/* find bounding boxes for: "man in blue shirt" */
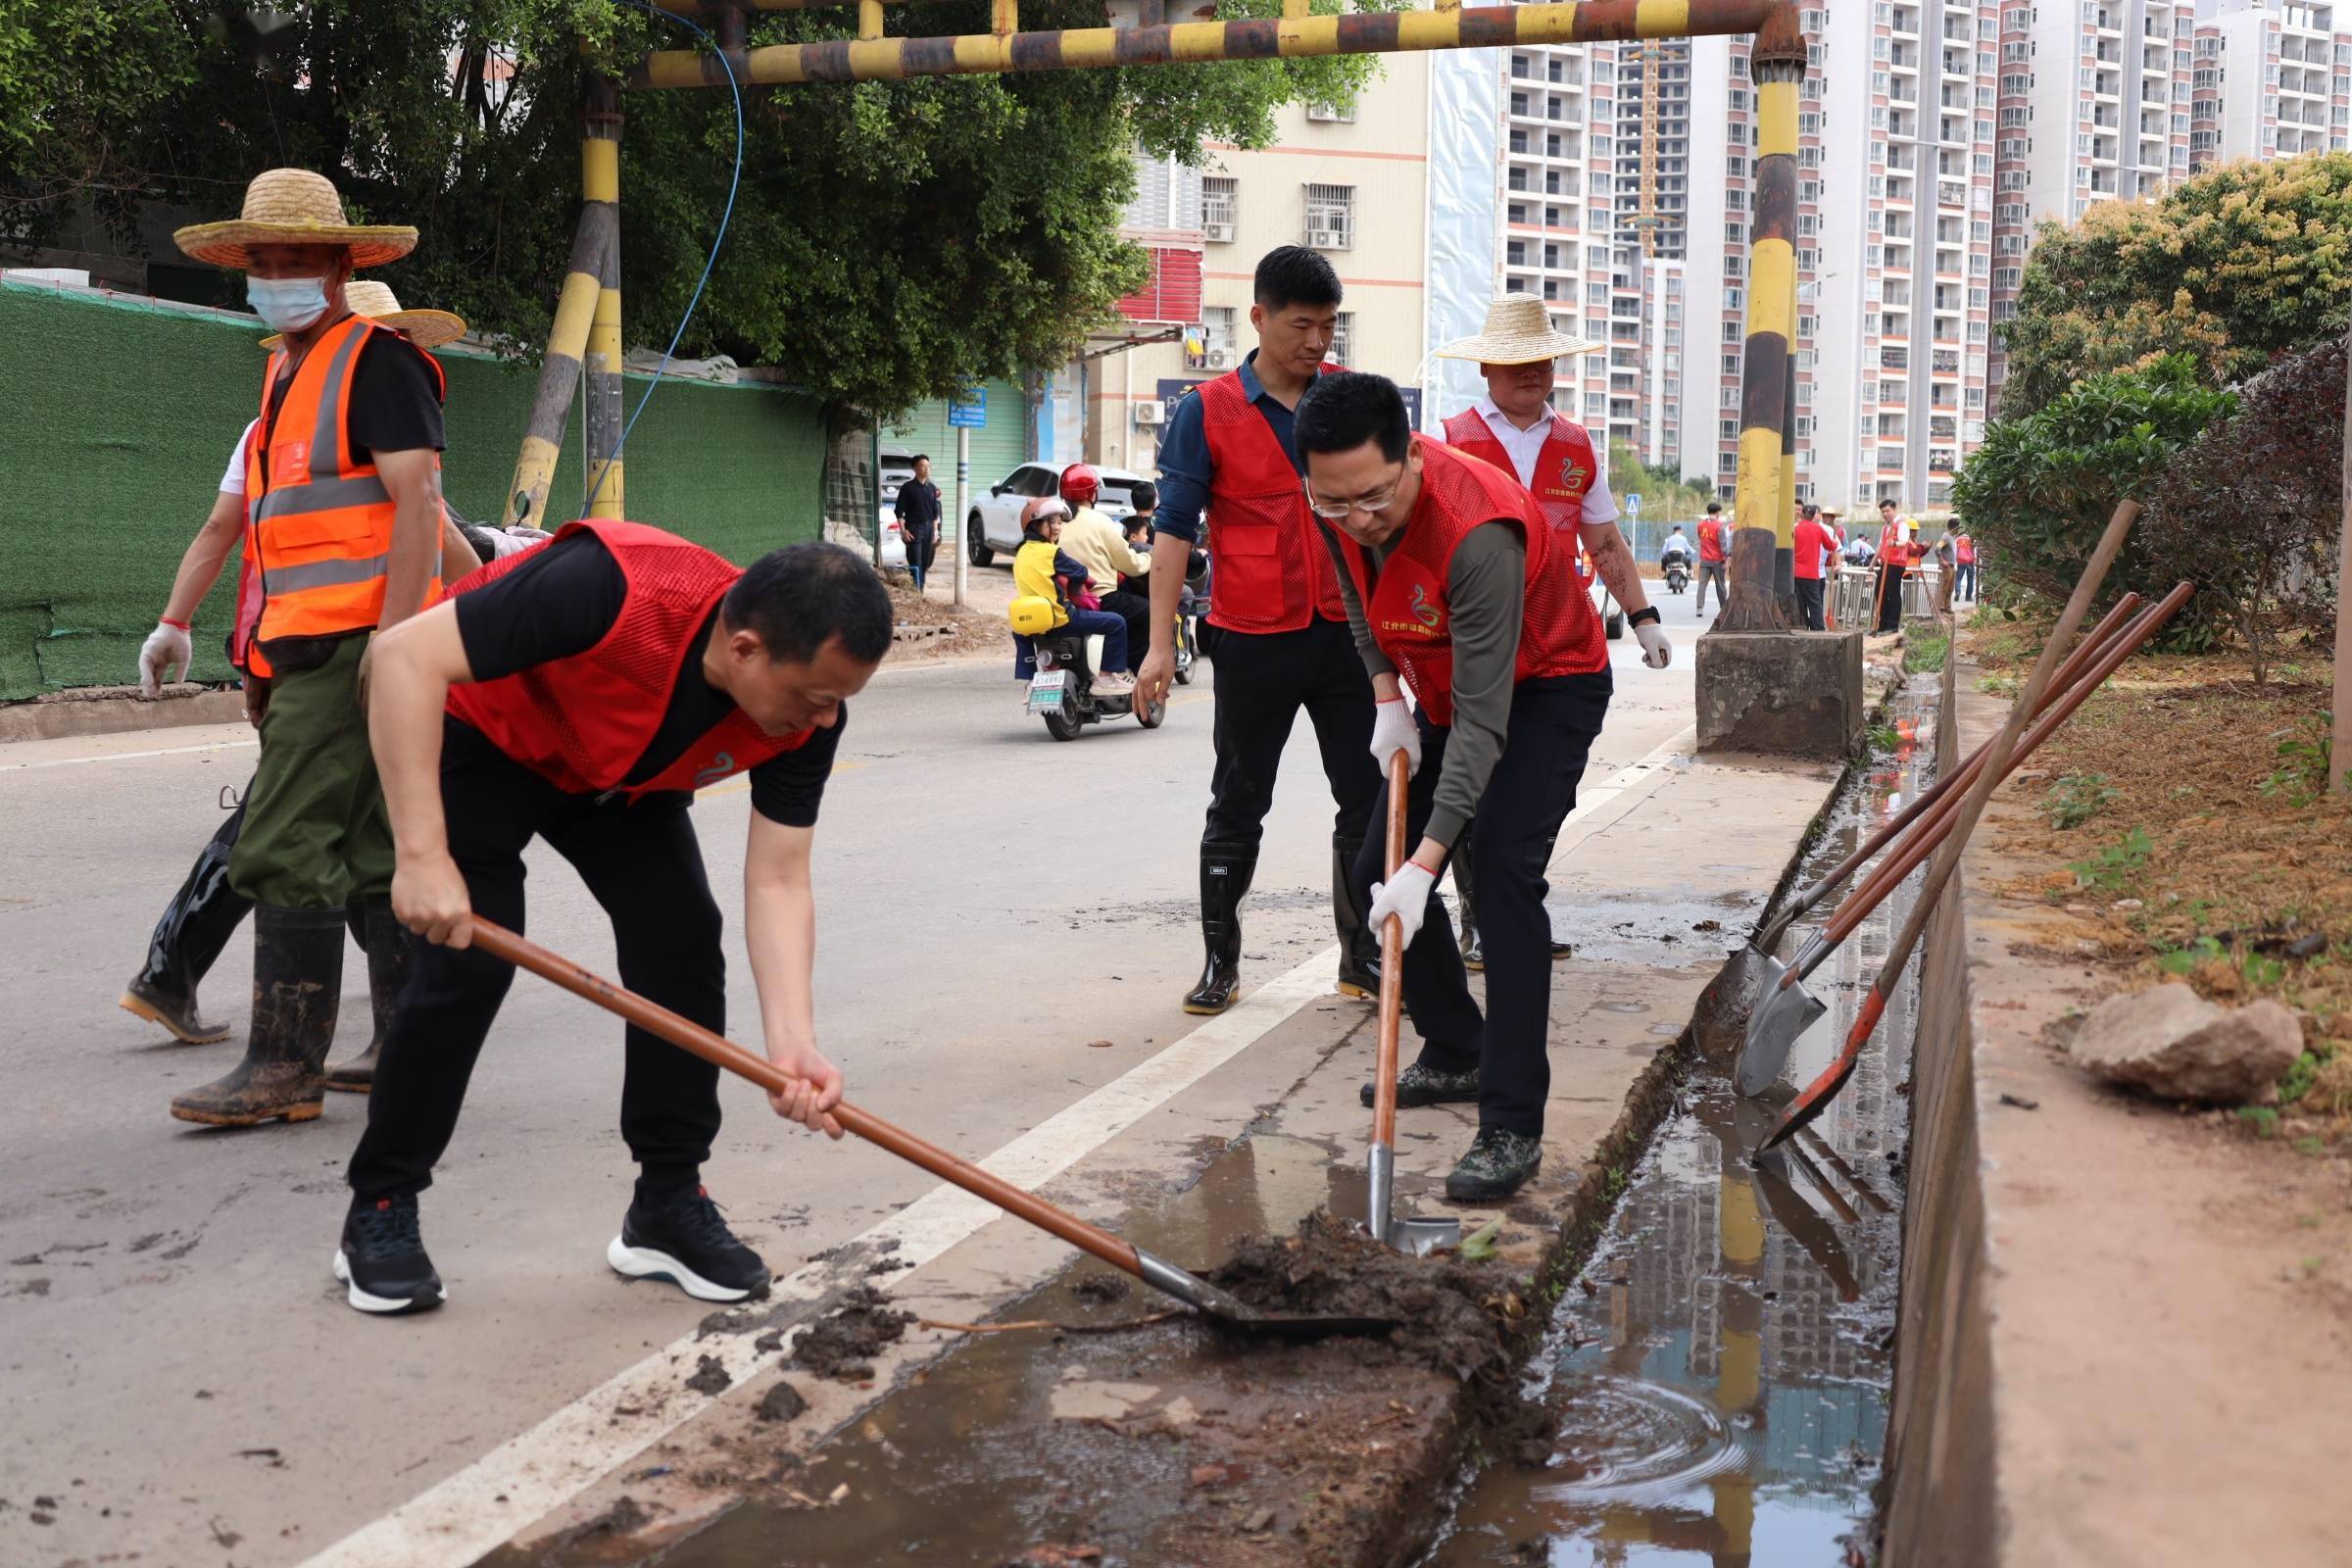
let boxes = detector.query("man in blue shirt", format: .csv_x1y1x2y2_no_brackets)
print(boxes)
1131,248,1381,1015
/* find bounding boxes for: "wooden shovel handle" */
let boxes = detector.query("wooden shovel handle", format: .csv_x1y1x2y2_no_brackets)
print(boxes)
464,917,1146,1280
1371,749,1411,1149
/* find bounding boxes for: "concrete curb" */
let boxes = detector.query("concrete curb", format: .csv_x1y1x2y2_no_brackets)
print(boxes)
0,684,246,742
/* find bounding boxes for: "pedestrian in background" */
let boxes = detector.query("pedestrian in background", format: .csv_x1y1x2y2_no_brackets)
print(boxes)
1692,501,1730,618
1791,501,1836,631
1872,498,1908,634
1952,526,1977,603
894,454,942,594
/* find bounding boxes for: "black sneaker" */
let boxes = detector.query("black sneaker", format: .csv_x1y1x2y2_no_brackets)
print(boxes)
335,1195,445,1315
608,1185,772,1302
1360,1059,1482,1109
1444,1128,1544,1203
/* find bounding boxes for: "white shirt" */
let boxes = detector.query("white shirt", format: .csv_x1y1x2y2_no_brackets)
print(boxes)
220,420,259,497
1472,399,1619,526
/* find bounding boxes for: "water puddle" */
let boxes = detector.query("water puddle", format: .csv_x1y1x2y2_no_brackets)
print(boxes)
1419,686,1938,1567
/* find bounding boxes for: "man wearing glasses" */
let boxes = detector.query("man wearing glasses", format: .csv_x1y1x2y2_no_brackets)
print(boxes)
1294,370,1614,1203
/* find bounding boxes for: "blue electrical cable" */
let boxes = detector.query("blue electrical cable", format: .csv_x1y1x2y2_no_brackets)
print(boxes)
574,0,745,521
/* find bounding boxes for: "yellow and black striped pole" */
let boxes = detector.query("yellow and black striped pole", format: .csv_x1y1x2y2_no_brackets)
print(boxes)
630,1,1784,88
1721,4,1803,632
581,77,626,520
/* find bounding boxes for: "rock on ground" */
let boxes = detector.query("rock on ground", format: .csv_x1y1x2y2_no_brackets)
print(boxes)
2070,983,2303,1103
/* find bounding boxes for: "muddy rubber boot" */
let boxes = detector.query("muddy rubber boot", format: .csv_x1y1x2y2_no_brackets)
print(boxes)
1181,842,1256,1016
1332,833,1380,1001
1451,841,1486,973
325,896,410,1094
169,904,343,1127
121,804,253,1044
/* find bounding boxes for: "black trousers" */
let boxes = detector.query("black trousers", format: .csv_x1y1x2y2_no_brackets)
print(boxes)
1205,617,1379,852
1350,675,1608,1138
349,723,727,1203
1875,563,1907,632
1794,576,1826,631
1102,587,1154,667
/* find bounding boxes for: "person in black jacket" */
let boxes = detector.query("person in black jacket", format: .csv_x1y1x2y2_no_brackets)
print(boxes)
894,455,943,593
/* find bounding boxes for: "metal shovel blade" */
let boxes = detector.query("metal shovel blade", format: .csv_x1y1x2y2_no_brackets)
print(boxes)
1692,942,1779,1061
1736,975,1828,1097
1384,1215,1463,1256
1366,1145,1461,1256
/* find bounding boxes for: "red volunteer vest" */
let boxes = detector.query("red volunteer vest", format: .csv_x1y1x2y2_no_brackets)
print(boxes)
1880,519,1905,560
1697,515,1729,563
1329,441,1607,728
444,519,813,799
1198,369,1348,634
1442,408,1600,584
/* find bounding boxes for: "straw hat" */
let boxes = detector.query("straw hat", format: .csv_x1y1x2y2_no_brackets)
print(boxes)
1434,293,1600,365
174,168,417,270
259,281,465,351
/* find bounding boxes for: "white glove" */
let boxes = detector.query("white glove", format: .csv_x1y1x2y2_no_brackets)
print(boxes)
138,621,193,699
1369,697,1421,777
1636,619,1673,670
1369,858,1439,948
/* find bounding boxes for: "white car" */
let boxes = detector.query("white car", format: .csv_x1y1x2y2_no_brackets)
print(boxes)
966,462,1150,565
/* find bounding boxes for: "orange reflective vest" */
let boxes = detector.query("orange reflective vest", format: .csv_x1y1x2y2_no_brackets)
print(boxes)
246,314,443,649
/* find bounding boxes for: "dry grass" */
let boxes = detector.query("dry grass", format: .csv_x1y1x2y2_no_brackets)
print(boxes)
1961,612,2352,1139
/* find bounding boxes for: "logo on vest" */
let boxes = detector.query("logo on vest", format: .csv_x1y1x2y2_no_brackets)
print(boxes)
1378,577,1446,640
692,752,737,789
1557,454,1589,493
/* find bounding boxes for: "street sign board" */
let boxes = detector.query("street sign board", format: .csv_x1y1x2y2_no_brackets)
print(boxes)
1625,491,1642,520
949,387,987,429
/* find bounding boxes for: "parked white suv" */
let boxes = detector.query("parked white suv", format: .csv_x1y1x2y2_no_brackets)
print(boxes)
966,462,1150,565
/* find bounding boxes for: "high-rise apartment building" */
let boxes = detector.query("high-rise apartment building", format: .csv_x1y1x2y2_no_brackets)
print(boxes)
2192,0,2352,169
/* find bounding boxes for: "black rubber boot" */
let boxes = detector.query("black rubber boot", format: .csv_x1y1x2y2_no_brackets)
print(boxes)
325,896,411,1094
1181,842,1256,1016
1444,1128,1544,1203
170,904,343,1127
1332,833,1380,1001
1451,832,1486,973
121,803,253,1044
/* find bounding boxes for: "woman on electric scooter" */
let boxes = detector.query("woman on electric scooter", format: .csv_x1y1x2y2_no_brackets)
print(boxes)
1009,497,1134,695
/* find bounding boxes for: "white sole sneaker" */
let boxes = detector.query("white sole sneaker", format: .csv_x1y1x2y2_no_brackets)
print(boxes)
605,1234,759,1302
332,1248,446,1315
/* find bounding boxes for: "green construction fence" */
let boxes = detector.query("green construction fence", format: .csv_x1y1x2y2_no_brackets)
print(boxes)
0,280,830,700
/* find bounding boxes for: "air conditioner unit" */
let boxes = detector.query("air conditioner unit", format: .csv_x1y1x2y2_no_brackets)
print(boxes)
1205,347,1235,370
1305,226,1349,251
1202,220,1236,243
1133,402,1166,427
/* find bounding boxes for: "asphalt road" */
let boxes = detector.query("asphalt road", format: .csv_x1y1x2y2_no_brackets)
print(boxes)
0,579,1713,1566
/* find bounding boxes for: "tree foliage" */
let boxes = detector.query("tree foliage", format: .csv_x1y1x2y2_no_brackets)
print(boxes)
1998,154,2352,416
0,0,1386,416
1951,355,2233,610
2139,337,2344,680
1605,439,1711,524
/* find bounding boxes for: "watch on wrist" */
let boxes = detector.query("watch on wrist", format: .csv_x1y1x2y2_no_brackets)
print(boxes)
1627,605,1662,629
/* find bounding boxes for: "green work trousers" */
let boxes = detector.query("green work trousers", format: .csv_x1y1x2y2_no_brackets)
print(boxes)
228,634,394,910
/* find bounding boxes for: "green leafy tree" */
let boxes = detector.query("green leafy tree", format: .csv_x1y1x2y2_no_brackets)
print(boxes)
1998,155,2352,416
0,0,1384,416
1951,355,2233,611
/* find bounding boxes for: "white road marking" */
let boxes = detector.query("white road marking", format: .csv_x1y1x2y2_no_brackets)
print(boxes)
292,723,1697,1568
0,736,257,771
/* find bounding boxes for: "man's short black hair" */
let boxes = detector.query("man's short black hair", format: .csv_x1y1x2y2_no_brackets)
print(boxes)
1128,477,1157,514
1253,246,1343,312
1705,501,1723,514
1293,370,1411,465
723,541,893,665
911,453,929,466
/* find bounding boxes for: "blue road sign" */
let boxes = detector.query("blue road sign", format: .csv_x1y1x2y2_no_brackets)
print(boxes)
949,387,987,429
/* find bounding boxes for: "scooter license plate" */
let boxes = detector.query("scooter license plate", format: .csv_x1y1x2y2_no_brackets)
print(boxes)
1026,669,1068,711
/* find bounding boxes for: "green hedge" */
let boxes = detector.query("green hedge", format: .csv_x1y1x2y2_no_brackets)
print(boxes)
0,282,828,699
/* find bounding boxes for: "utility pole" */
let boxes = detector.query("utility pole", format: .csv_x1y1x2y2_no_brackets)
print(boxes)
2333,324,2351,794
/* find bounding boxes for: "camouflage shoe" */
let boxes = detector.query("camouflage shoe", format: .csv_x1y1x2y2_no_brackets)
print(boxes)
1444,1127,1544,1202
1359,1059,1482,1110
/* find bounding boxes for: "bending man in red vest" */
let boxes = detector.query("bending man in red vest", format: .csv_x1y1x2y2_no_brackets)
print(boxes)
1436,293,1671,970
1297,372,1615,1203
336,524,890,1315
163,170,450,1128
1133,247,1382,1015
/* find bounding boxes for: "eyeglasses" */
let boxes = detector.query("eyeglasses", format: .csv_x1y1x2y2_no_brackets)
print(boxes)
1302,469,1404,521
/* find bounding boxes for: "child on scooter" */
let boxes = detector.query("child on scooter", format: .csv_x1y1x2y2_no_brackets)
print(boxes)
1011,497,1134,694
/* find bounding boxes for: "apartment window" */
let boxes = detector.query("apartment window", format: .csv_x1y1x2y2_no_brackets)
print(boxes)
1721,419,1741,442
1724,320,1742,343
1303,183,1354,250
1306,99,1356,124
1202,176,1239,239
1201,306,1237,362
1332,312,1355,367
1722,354,1742,376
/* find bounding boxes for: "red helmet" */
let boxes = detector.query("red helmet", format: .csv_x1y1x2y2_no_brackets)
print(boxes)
1058,463,1101,508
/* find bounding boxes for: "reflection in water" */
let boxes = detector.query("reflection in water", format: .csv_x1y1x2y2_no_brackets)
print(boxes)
1425,689,1936,1567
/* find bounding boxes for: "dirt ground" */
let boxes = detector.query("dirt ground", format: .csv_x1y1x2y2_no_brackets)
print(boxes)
876,566,1014,666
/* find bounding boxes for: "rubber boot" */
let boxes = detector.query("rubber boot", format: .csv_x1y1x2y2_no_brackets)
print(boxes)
169,904,343,1127
1181,842,1256,1016
1452,835,1486,973
325,896,410,1094
121,804,253,1044
1333,833,1380,1001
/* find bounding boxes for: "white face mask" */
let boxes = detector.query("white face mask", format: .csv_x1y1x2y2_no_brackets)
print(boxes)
247,275,330,334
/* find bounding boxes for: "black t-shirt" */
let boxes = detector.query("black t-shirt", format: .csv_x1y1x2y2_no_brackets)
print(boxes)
450,533,845,827
263,325,448,464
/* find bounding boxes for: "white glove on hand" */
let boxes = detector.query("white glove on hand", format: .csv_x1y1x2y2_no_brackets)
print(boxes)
1636,619,1673,670
1369,858,1439,948
138,621,193,699
1369,697,1421,777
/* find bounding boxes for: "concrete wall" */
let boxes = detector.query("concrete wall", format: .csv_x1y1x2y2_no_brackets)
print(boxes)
0,281,829,700
1880,658,2000,1566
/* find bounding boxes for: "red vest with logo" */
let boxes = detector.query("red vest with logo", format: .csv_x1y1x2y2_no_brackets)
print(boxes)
444,519,813,799
1697,514,1729,563
1328,441,1607,728
1198,369,1348,633
1440,408,1598,538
